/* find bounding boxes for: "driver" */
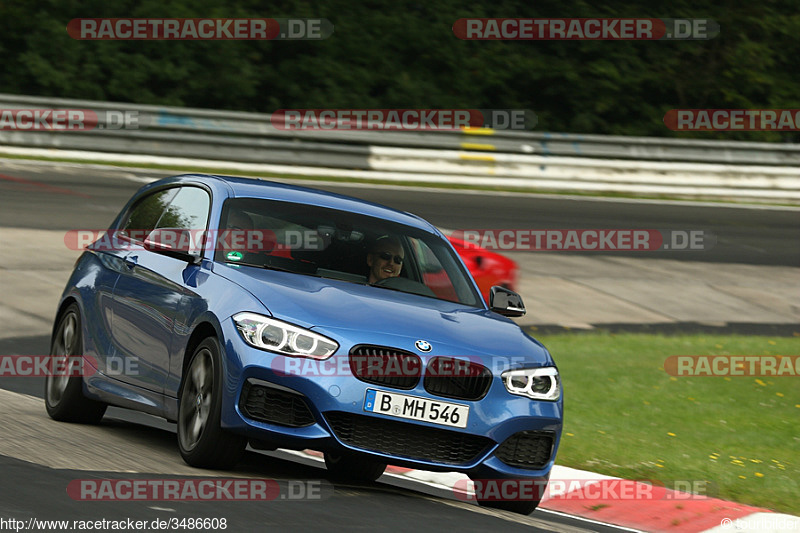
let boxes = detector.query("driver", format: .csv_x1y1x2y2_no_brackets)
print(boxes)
367,236,404,284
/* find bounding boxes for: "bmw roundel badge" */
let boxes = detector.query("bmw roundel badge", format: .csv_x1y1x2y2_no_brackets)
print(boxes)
415,340,432,352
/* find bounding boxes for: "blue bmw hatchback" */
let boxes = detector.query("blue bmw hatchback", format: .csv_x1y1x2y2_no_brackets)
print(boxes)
46,174,562,514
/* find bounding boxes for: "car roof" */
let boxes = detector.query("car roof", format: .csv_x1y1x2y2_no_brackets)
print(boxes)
160,174,438,233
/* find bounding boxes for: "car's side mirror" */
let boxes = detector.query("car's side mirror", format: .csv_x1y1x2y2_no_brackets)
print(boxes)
145,228,202,264
489,286,526,317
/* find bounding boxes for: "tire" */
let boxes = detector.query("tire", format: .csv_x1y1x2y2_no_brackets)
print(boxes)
324,452,386,483
177,337,246,469
44,304,107,423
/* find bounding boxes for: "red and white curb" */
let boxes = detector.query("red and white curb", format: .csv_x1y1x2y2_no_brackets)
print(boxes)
290,450,799,532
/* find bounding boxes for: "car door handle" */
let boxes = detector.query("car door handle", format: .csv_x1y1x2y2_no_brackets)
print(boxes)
124,255,138,269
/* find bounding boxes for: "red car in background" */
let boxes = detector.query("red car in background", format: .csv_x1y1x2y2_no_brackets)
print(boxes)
416,231,519,305
448,235,519,304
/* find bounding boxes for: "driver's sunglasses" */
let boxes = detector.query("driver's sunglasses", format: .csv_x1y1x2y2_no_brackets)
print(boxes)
377,251,404,265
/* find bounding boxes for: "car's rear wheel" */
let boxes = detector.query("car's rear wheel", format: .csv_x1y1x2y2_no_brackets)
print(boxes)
45,303,107,423
177,337,246,469
324,452,386,483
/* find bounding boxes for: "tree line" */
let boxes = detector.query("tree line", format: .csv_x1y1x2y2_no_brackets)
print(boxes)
1,0,798,141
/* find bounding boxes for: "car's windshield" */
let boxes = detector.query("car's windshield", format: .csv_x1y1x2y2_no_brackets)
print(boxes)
214,198,482,307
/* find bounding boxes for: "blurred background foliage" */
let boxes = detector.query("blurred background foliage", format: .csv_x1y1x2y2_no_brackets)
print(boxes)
1,0,798,140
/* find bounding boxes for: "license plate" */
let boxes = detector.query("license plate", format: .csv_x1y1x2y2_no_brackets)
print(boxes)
363,389,469,429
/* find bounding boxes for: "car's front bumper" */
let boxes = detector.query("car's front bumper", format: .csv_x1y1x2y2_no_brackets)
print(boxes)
218,319,563,479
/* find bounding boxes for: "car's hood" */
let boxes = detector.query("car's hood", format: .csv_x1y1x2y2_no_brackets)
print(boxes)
217,266,551,362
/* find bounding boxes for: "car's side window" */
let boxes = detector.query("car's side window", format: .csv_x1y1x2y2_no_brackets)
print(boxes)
120,186,210,255
153,187,211,255
120,188,179,242
154,187,210,232
412,238,459,301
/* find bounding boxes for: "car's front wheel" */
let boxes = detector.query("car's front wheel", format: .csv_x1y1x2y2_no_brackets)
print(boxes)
45,303,107,423
178,337,246,469
324,452,386,483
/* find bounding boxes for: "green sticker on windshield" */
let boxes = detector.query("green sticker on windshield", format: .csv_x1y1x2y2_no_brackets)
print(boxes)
226,251,243,262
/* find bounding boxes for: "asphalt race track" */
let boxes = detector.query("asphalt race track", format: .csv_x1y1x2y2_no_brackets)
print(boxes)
0,160,798,532
1,161,798,267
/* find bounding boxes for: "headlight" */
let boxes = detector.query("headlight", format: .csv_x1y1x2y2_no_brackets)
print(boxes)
233,312,338,360
501,367,560,401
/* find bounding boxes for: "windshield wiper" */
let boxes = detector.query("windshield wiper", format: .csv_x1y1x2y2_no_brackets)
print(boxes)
258,262,295,273
225,259,322,277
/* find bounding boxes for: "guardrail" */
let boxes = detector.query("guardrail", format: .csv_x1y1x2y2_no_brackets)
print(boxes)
1,93,799,200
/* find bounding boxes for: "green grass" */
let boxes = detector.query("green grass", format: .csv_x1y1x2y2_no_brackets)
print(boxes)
1,153,796,206
536,332,800,515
